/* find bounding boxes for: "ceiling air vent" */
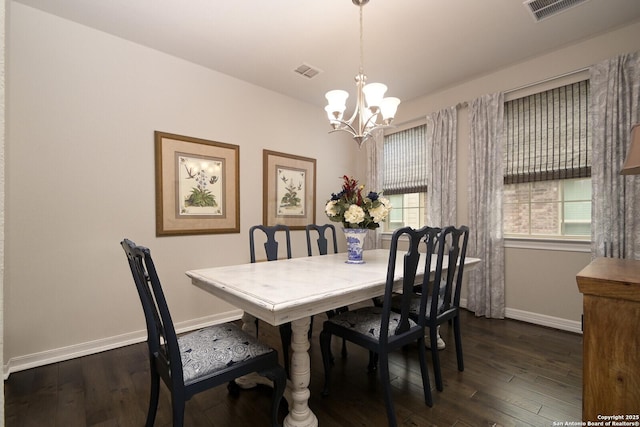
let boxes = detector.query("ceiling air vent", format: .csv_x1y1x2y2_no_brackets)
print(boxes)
523,0,591,22
293,63,322,79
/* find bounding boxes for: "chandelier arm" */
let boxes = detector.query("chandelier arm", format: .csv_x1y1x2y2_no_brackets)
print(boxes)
331,121,388,141
329,118,359,137
343,102,360,128
328,127,358,138
332,128,372,149
362,111,380,130
331,109,391,140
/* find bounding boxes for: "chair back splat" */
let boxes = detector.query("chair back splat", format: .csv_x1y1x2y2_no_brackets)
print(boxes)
305,223,338,256
121,239,286,427
250,224,291,262
319,226,438,427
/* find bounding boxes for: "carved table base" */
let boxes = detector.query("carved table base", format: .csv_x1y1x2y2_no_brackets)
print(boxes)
240,313,318,427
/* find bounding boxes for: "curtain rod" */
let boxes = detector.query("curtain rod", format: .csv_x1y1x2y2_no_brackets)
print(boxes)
503,66,590,95
388,116,427,130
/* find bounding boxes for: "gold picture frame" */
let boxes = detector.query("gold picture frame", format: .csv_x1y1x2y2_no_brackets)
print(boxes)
263,150,316,230
155,131,240,236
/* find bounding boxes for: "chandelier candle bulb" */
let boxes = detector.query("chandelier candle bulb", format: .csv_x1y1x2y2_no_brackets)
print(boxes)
380,97,401,123
325,90,348,110
362,82,387,109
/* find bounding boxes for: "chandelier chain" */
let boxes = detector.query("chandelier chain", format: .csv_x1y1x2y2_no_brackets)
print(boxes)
359,4,364,75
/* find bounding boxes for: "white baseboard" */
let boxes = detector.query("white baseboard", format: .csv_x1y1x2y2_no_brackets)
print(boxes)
504,307,582,334
460,298,582,334
3,310,243,379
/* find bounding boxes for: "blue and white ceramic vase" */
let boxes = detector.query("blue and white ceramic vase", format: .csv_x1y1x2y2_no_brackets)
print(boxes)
343,228,368,264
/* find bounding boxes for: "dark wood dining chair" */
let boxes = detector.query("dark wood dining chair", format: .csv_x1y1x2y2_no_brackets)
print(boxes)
305,224,348,358
249,224,295,376
427,225,469,391
121,238,286,427
319,226,437,427
250,224,292,263
391,225,470,391
305,223,338,257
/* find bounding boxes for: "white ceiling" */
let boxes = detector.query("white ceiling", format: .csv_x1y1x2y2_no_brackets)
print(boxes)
13,0,640,107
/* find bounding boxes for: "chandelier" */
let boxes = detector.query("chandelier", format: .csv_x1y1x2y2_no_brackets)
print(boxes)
324,0,400,148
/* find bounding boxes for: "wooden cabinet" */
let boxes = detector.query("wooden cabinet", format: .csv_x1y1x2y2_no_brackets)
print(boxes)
576,257,640,422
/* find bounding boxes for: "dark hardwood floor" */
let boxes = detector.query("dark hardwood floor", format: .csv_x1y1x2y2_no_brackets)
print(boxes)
4,309,583,426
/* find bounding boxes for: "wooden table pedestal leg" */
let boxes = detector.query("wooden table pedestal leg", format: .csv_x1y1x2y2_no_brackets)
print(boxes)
284,317,318,427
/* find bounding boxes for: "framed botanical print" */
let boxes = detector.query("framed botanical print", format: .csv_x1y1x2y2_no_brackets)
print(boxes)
263,150,316,230
155,131,240,236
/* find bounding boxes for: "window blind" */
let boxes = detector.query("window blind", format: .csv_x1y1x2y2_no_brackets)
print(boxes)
383,124,427,195
503,80,590,184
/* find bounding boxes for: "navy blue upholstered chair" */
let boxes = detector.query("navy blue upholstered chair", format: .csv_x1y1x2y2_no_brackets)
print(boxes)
121,238,286,427
319,226,437,427
305,223,338,257
391,225,470,391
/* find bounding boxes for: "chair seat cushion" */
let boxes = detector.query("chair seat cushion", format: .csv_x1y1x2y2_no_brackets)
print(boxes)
390,294,444,319
178,323,273,385
326,306,417,340
391,281,447,318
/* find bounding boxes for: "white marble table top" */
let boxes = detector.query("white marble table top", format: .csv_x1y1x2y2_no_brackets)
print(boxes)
186,249,480,326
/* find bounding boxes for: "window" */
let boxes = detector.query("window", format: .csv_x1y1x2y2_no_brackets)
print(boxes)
383,125,427,232
504,178,591,237
385,193,426,231
503,80,591,239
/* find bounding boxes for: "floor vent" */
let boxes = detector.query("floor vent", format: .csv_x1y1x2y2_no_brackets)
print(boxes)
294,63,322,79
523,0,590,22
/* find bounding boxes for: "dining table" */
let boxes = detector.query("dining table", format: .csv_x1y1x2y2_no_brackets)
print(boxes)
186,248,480,427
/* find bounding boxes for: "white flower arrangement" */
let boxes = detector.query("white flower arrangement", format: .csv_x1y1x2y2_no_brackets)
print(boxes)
325,175,392,229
